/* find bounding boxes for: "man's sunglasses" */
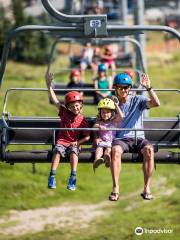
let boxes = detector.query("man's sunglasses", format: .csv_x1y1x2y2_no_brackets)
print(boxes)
116,85,130,90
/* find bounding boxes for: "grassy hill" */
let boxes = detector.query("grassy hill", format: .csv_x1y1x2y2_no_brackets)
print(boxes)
0,42,179,240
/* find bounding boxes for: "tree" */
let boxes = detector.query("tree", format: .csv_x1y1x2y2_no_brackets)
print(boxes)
0,4,11,59
11,0,53,64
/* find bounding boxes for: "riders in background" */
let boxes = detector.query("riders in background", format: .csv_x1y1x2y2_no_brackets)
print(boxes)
101,45,116,77
94,63,113,104
80,42,93,79
91,47,102,78
67,69,84,96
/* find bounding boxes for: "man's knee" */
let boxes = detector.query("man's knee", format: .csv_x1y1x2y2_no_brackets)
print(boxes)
142,145,154,157
112,145,123,159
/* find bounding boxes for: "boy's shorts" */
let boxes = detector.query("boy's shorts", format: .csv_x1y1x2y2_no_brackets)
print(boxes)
112,137,152,153
53,144,80,158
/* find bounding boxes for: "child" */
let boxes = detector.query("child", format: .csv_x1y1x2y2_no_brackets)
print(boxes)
91,47,101,78
101,45,116,76
67,68,84,96
80,42,93,79
93,97,123,171
94,63,113,104
46,72,90,190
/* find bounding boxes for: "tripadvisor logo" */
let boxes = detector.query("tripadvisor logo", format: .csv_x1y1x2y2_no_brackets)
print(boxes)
135,227,143,235
135,227,173,235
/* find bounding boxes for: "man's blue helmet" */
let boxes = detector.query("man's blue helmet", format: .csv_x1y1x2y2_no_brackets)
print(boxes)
113,73,132,86
98,63,106,72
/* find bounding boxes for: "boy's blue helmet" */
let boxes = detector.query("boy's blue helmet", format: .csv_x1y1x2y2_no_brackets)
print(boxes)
113,73,132,87
98,63,106,72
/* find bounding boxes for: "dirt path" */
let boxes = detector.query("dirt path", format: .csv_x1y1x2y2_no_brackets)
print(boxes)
0,176,176,237
0,202,109,236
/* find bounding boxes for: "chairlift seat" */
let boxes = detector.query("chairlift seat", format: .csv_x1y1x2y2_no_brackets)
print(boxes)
0,117,179,164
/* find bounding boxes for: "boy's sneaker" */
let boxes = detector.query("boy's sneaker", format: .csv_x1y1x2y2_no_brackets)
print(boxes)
67,176,76,191
48,175,56,189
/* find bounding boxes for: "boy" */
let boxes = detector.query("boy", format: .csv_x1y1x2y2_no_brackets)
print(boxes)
46,72,90,191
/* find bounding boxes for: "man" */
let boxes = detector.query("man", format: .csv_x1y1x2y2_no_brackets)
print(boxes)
109,73,160,201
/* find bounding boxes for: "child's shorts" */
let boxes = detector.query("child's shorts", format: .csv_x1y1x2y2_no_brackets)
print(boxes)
53,144,80,158
97,141,112,148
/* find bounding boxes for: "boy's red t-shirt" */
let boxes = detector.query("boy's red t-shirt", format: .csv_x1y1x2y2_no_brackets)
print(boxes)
56,105,90,146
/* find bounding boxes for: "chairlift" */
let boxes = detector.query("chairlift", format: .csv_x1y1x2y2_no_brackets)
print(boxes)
47,36,146,75
0,0,179,165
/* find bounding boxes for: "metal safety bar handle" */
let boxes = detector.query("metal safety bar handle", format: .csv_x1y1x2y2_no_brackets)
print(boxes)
1,123,180,132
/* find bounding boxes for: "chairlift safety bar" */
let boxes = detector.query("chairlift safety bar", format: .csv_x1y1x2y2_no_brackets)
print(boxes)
1,88,180,131
2,87,180,122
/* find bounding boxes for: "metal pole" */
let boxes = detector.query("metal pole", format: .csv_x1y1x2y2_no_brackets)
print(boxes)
133,0,147,72
65,0,73,14
121,0,128,53
177,0,180,9
133,0,148,116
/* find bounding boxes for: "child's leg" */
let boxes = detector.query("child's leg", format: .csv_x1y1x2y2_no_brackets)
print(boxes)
48,152,61,189
111,61,116,71
67,152,78,191
93,147,104,171
95,146,104,161
110,61,116,78
70,152,78,173
51,152,61,171
104,147,111,168
105,62,109,70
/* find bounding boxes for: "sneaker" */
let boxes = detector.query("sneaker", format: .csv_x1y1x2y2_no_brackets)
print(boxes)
93,158,104,172
48,175,56,189
67,176,76,191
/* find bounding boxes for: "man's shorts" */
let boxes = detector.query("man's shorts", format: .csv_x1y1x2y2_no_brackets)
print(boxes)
112,137,152,153
53,144,80,158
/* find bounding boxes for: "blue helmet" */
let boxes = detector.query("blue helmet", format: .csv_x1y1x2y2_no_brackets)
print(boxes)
113,73,132,86
98,63,106,72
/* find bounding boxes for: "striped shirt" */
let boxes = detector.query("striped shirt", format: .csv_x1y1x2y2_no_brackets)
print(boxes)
56,105,90,146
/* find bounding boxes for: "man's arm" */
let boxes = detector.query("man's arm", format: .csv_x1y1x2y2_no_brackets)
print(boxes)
45,72,61,110
141,73,160,109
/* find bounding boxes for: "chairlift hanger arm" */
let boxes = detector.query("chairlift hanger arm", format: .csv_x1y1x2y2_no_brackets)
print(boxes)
0,24,179,87
41,0,180,40
41,0,106,24
40,0,180,39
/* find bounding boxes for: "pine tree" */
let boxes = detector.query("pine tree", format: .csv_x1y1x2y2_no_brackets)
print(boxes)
0,4,11,59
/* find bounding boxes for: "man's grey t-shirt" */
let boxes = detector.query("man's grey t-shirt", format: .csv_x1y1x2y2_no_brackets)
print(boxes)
115,94,149,139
